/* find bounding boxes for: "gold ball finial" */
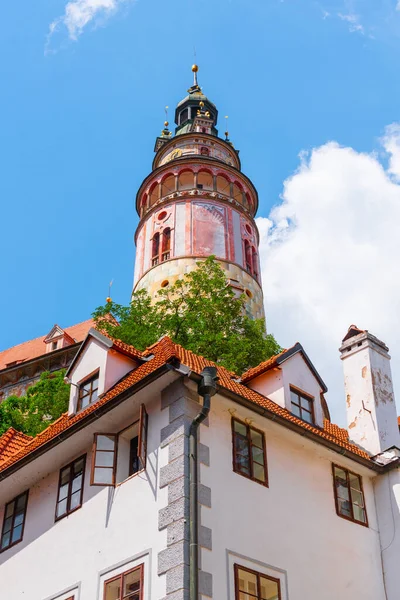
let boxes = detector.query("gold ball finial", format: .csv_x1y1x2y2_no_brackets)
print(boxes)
199,101,204,108
164,121,169,127
192,64,199,73
106,297,112,303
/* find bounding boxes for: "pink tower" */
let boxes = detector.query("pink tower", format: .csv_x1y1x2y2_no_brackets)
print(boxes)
133,66,265,321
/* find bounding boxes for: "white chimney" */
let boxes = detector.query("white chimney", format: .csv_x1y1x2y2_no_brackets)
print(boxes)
339,325,400,456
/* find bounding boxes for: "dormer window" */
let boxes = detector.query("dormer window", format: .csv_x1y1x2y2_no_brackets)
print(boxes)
290,387,315,424
77,371,99,411
51,341,58,351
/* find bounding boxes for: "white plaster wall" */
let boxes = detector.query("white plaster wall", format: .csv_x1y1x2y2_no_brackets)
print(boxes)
0,396,169,600
249,369,285,409
200,393,386,600
342,342,400,455
104,350,137,392
68,338,108,414
374,468,400,600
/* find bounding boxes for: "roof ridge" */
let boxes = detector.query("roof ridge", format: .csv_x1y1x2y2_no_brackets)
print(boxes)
0,318,93,355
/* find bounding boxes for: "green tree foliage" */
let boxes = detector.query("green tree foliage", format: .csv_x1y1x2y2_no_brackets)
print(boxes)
0,370,70,437
94,256,281,374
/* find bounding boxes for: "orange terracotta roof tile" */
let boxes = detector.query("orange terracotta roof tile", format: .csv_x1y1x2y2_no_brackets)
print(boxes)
0,319,94,371
0,335,372,473
0,428,32,465
240,347,290,383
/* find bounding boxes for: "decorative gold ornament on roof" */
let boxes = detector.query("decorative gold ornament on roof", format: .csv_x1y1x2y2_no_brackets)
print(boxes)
192,64,199,73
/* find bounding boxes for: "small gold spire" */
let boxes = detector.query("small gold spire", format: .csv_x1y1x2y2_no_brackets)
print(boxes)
192,64,199,87
164,121,169,127
199,101,204,108
225,116,229,140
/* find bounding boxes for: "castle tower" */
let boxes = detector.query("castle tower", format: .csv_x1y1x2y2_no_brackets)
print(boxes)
133,66,265,320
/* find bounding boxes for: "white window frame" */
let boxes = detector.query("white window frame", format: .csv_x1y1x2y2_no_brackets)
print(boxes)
97,551,150,600
227,550,288,600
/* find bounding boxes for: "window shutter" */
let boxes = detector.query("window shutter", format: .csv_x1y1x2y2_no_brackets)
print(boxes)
91,434,118,486
138,404,148,471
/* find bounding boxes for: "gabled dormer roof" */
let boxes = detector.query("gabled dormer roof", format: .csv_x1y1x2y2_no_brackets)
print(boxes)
240,342,328,393
65,328,144,378
43,324,75,346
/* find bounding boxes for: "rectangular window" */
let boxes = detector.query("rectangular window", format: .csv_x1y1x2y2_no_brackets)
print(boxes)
290,387,315,424
232,418,268,486
92,405,148,487
55,455,86,521
0,490,29,552
77,371,99,411
129,436,139,476
234,564,281,600
332,464,368,526
91,434,118,486
104,564,143,599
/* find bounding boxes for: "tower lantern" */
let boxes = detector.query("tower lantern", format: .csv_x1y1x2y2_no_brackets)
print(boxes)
133,66,265,321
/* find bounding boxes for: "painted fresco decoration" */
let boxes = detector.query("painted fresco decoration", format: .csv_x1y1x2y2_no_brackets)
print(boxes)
132,66,266,322
193,203,226,258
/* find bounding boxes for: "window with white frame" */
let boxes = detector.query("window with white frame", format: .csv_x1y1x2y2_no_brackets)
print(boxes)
228,551,288,600
90,405,148,487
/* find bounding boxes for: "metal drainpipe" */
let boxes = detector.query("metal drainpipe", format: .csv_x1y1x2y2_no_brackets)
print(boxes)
189,367,218,600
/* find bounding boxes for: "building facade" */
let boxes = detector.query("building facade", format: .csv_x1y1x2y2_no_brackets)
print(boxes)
0,320,93,400
0,68,400,600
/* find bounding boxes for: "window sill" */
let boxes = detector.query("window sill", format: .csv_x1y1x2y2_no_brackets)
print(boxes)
335,510,368,528
0,538,23,554
116,468,146,488
55,504,83,523
233,468,269,488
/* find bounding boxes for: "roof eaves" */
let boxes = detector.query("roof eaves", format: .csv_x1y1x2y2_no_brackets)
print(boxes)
0,362,170,481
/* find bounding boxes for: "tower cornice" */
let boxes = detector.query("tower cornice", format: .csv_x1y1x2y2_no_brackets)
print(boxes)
152,131,241,171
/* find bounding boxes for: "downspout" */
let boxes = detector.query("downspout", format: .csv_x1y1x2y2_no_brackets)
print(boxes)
189,367,218,600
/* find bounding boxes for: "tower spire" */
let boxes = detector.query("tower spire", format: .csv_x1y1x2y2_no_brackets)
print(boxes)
188,64,201,94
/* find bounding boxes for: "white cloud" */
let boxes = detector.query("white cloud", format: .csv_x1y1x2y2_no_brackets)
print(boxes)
257,124,400,425
337,12,364,34
46,0,131,50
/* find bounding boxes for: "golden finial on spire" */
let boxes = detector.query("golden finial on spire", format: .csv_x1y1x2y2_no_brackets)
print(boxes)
106,279,113,303
192,64,199,87
225,115,229,140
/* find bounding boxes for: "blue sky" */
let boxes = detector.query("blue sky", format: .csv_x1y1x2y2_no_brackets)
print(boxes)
2,0,400,423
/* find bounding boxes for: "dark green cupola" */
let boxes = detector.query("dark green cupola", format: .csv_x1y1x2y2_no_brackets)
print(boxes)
174,65,218,136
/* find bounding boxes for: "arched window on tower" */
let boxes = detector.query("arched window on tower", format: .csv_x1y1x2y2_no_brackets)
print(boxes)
244,240,252,274
162,228,171,262
245,193,252,211
149,182,159,207
152,233,160,266
141,194,148,217
178,171,194,191
197,171,213,191
252,248,259,281
232,182,243,204
216,175,231,196
161,175,175,198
